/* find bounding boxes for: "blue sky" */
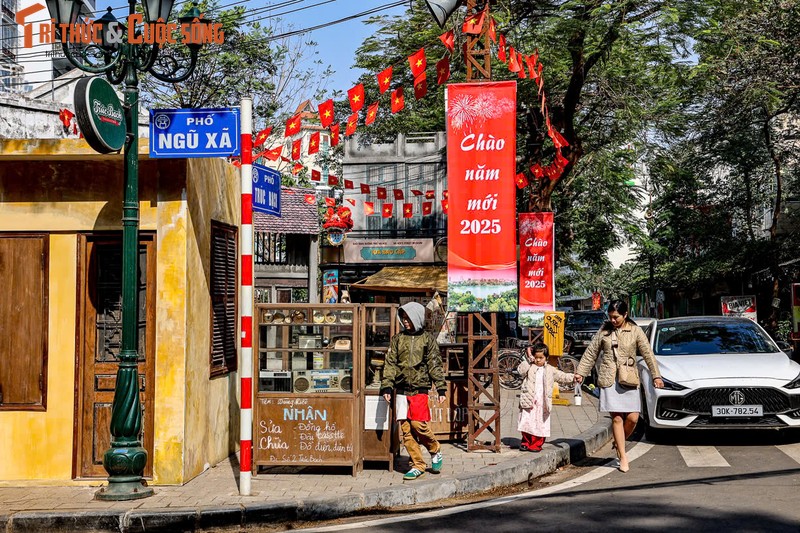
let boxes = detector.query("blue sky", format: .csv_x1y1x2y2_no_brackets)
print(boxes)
265,1,408,94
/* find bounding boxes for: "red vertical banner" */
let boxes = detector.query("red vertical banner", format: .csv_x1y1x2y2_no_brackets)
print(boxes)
518,212,554,325
446,81,517,312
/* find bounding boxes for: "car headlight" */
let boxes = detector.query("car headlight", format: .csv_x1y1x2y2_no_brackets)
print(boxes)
659,377,688,391
785,372,800,389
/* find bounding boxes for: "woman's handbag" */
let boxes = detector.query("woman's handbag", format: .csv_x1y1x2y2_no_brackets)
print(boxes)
611,331,640,388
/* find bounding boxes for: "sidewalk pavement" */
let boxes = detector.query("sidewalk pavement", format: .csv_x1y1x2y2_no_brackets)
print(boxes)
0,389,611,532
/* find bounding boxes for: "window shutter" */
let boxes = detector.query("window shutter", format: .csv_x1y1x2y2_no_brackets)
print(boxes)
210,222,238,377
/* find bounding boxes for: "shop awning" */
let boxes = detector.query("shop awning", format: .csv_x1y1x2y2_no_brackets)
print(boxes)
350,266,448,294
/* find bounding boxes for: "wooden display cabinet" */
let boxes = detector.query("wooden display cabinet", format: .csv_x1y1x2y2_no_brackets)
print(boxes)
359,304,398,470
253,303,362,476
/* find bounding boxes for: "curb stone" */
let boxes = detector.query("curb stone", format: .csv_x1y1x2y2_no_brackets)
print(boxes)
3,417,612,532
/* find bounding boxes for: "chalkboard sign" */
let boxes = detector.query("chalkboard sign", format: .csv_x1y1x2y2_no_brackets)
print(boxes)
254,395,356,468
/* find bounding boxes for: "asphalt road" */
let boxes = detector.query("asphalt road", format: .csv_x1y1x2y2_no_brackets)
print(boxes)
300,430,800,533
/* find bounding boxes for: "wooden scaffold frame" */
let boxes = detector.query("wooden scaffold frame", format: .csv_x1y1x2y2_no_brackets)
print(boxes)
466,312,501,452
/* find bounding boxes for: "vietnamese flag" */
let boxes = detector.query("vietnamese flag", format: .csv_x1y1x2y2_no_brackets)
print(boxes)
311,169,321,182
498,34,506,62
377,187,387,199
304,194,316,205
424,190,435,199
414,72,427,100
439,30,454,53
264,145,282,161
231,159,241,168
291,139,301,160
253,126,272,147
442,190,449,200
291,163,304,175
403,203,413,218
344,179,354,189
308,131,320,155
422,201,433,216
517,52,526,78
436,56,450,85
330,123,340,146
285,113,302,137
411,189,423,196
365,102,379,125
364,201,375,216
393,189,404,200
318,99,335,128
360,183,370,194
530,163,544,179
59,108,74,128
515,172,529,188
441,199,449,214
345,113,358,136
382,203,393,218
488,17,497,42
408,48,427,77
346,199,355,206
325,197,336,207
377,66,393,94
328,174,339,186
391,87,405,114
462,9,485,35
348,83,365,112
508,47,521,72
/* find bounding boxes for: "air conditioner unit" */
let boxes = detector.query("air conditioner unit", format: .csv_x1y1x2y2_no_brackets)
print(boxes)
293,370,351,393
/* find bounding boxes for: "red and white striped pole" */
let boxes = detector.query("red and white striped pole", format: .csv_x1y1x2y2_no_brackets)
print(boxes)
239,97,253,496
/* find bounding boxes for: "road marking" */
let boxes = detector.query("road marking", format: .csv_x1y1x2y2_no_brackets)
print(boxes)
777,443,800,464
299,442,655,531
677,445,730,467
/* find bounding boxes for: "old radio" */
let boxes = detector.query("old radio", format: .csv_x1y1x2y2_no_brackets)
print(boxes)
259,370,292,392
293,369,351,393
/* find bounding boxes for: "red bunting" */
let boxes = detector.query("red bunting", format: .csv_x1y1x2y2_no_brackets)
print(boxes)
253,126,272,147
382,203,393,218
304,194,316,205
365,102,379,125
345,113,358,136
393,189,404,200
318,99,335,128
311,169,321,181
414,72,428,100
364,202,375,216
498,34,506,62
377,187,387,199
408,47,427,77
436,56,450,85
403,203,413,218
515,172,529,189
264,145,282,161
422,201,433,216
325,197,336,207
360,183,371,194
330,123,340,146
424,190,435,199
285,114,301,137
550,129,569,149
348,84,365,112
377,66,393,94
328,175,339,186
439,30,454,52
555,149,569,169
391,87,405,113
308,131,320,155
344,179,354,189
291,139,301,160
462,9,486,34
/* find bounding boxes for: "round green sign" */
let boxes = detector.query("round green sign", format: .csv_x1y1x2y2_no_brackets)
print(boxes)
74,77,126,154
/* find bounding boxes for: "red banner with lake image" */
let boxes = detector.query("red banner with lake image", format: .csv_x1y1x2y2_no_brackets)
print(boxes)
446,81,517,312
519,212,554,326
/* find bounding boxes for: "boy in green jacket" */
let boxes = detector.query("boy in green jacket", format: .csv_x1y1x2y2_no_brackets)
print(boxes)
381,302,447,480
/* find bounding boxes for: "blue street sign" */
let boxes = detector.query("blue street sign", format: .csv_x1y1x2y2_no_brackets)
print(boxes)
252,163,281,217
149,108,240,158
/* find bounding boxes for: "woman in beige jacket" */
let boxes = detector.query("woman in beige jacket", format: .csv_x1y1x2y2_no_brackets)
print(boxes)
575,300,664,472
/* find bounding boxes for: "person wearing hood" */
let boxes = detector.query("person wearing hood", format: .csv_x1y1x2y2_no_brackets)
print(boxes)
381,302,447,480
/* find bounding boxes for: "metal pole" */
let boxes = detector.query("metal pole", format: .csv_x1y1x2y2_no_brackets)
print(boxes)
96,37,153,500
239,97,254,495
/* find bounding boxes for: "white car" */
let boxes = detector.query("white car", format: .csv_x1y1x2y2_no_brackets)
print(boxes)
639,316,800,437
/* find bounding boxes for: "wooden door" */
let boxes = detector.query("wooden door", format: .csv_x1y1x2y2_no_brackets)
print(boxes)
74,234,156,478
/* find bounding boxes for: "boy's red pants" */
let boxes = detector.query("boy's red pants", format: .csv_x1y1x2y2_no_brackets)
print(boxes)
521,432,545,451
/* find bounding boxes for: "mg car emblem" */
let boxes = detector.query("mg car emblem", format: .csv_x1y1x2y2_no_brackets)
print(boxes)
729,390,745,405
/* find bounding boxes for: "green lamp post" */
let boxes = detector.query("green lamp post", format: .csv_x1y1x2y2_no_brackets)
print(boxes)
45,0,208,500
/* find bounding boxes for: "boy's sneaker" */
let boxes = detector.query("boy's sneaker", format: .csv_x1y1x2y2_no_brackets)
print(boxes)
431,451,443,473
403,468,425,480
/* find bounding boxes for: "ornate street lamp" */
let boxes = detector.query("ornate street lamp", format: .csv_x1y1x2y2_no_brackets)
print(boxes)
45,0,208,500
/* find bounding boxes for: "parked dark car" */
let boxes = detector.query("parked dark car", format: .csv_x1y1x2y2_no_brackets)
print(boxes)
564,310,607,355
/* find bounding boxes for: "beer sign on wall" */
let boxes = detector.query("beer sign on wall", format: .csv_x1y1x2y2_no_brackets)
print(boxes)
446,81,517,312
